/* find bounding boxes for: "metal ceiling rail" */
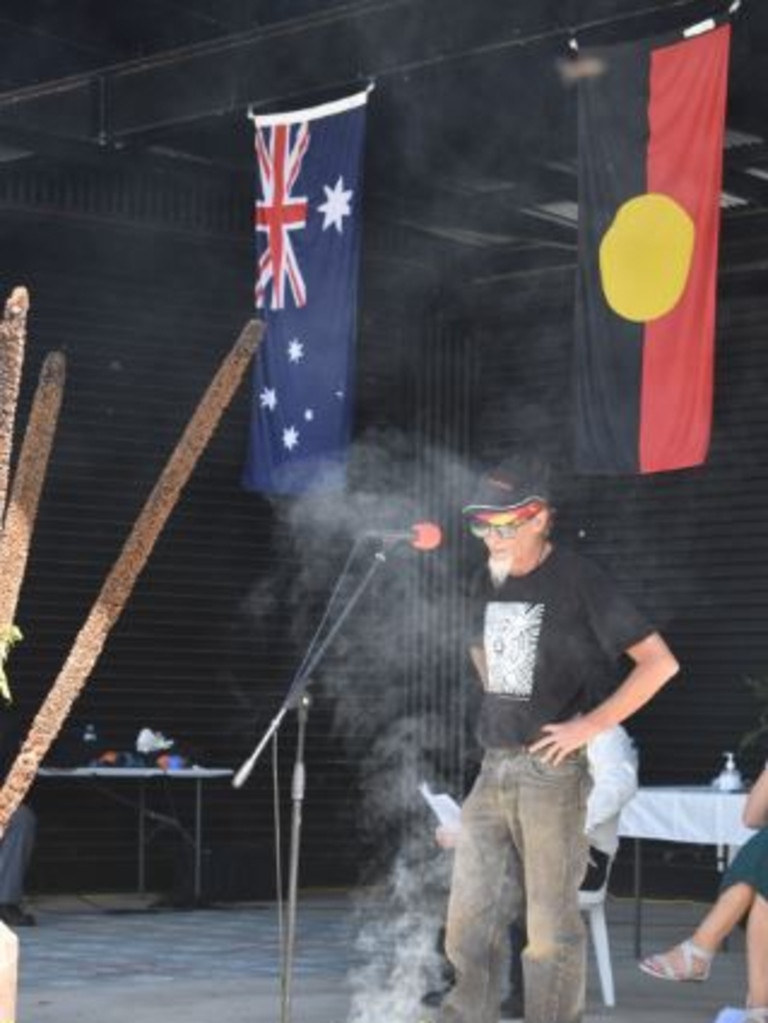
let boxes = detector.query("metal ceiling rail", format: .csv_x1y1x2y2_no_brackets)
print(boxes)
0,0,738,145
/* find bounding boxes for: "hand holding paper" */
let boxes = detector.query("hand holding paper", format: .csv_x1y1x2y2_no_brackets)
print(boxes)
419,781,462,833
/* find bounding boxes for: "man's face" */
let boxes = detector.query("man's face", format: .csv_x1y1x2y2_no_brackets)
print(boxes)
483,515,544,555
468,504,550,574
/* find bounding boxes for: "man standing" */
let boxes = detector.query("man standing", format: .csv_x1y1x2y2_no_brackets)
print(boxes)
438,456,678,1023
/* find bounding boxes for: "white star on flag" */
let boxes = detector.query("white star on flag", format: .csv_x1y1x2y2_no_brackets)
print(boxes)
318,176,354,233
283,426,299,450
304,409,315,421
259,387,277,411
287,338,304,363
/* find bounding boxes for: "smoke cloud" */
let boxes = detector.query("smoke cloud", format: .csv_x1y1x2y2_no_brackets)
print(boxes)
239,435,479,1017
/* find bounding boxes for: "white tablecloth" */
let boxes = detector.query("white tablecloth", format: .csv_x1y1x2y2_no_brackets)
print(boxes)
619,785,754,847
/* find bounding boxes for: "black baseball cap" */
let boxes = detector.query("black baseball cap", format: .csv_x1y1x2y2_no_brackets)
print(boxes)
462,455,552,515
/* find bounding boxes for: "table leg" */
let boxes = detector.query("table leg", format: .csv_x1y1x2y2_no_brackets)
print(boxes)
194,778,202,902
633,837,643,960
138,781,146,894
720,843,732,951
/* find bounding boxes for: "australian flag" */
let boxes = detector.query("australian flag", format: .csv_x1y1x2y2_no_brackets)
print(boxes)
242,88,370,495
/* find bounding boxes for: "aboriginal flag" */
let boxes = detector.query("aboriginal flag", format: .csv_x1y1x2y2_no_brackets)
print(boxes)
574,25,731,474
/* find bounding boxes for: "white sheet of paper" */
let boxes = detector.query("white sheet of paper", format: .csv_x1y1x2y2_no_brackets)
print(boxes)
419,782,462,829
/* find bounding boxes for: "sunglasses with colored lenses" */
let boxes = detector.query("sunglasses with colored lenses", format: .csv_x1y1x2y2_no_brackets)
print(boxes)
469,520,521,539
467,499,546,539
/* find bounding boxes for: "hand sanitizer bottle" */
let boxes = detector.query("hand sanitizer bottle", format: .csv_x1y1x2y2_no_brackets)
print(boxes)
83,724,98,764
714,751,743,792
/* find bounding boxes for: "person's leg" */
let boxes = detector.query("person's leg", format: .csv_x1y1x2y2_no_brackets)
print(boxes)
746,894,768,1012
0,805,36,905
499,920,526,1019
515,753,590,1023
421,924,456,1007
439,754,521,1023
580,846,611,892
640,882,754,981
694,882,755,949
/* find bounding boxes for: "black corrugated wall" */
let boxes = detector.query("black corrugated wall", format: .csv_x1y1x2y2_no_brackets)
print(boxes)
6,156,768,898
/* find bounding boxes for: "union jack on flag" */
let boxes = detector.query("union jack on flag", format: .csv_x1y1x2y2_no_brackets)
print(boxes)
243,88,370,495
254,121,310,310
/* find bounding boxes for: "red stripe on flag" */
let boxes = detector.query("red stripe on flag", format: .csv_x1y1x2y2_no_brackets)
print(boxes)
639,25,730,473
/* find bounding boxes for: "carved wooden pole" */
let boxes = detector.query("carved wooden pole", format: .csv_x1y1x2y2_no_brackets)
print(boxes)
0,287,30,527
0,921,17,1023
0,318,264,828
0,351,66,702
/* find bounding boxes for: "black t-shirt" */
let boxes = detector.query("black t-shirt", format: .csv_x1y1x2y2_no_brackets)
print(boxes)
469,546,653,748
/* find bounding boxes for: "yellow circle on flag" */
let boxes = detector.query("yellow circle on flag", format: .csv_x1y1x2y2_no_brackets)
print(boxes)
599,193,695,323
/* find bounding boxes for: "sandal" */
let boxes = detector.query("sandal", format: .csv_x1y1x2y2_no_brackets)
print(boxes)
638,939,713,982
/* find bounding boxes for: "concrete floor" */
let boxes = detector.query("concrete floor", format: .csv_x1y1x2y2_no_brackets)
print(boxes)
13,890,750,1023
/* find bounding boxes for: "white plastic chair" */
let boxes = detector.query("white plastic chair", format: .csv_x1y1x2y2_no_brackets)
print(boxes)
579,881,615,1007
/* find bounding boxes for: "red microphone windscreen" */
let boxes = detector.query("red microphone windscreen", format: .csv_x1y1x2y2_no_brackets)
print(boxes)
411,521,443,551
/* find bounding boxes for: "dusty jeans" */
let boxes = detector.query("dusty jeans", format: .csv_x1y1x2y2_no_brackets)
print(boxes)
438,748,590,1023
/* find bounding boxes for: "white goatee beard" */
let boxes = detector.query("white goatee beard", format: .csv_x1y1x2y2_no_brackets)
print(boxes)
487,554,512,588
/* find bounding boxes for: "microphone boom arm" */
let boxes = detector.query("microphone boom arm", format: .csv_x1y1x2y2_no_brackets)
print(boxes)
232,547,388,789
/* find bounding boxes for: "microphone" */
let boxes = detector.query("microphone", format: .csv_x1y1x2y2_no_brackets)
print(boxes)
365,521,442,551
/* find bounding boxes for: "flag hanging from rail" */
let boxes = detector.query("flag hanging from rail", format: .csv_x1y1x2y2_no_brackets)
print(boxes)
242,87,370,495
573,24,731,474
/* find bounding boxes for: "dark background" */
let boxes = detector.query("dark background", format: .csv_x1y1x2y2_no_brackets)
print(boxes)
0,0,765,900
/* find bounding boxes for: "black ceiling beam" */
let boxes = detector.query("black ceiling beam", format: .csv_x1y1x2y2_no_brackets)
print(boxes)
0,119,250,186
0,1,532,142
723,166,768,207
462,246,577,287
372,186,578,252
0,0,726,145
725,141,768,173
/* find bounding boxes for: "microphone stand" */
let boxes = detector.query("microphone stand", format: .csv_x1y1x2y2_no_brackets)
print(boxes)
281,690,309,1023
233,541,393,1023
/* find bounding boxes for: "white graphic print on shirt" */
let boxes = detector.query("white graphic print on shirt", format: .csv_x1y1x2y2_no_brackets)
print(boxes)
484,601,544,698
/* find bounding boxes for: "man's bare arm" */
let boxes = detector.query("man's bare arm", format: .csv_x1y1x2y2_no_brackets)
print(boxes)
529,632,679,765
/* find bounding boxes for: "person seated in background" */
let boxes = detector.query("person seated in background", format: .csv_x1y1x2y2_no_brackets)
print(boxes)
581,723,640,889
0,804,36,927
0,704,36,927
426,724,639,1019
640,764,768,1023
